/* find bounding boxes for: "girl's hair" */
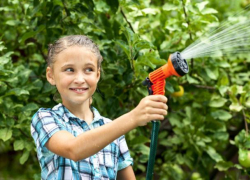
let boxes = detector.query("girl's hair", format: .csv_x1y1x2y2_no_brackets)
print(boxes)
47,35,103,68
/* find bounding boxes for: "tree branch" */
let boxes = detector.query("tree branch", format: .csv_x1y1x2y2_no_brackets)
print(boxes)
194,85,216,90
181,0,194,71
242,108,248,136
121,8,135,33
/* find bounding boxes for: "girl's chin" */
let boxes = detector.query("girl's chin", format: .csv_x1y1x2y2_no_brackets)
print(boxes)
62,99,91,106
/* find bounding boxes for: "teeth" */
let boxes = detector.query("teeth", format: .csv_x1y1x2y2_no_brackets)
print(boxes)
71,88,87,92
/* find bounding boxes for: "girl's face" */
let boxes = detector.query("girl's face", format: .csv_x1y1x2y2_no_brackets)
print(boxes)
46,46,100,108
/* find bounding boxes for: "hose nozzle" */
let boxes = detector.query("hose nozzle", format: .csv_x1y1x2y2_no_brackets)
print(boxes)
143,52,189,95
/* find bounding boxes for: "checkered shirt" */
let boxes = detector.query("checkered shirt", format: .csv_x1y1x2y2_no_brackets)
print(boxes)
31,103,133,180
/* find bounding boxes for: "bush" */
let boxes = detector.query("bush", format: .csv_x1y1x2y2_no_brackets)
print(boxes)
1,0,250,179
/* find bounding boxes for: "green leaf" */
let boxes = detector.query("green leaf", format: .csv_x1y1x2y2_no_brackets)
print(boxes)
185,106,192,120
245,98,250,108
234,130,250,149
5,20,21,26
234,164,243,170
0,81,7,94
209,98,227,107
0,51,13,65
205,121,226,132
230,85,245,95
211,110,232,121
202,8,218,14
135,53,156,69
206,146,223,162
94,0,110,13
14,140,25,151
28,79,43,92
5,88,29,96
0,128,12,141
196,1,209,12
162,3,179,11
141,8,159,15
18,69,32,85
213,132,229,141
205,68,218,80
229,102,243,112
218,61,230,68
168,114,182,128
106,0,119,13
114,40,130,59
19,31,37,44
215,161,234,171
0,43,6,51
120,26,135,47
22,103,39,112
20,151,29,165
165,81,175,93
186,75,199,84
24,142,34,151
137,164,146,172
130,136,149,145
134,40,155,51
218,86,229,96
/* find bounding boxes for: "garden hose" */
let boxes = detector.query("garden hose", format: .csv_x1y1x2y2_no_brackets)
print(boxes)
143,52,189,180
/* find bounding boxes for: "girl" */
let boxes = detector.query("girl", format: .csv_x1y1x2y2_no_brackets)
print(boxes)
31,35,168,180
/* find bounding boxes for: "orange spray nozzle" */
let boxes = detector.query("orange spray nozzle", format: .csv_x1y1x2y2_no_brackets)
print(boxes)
143,52,189,95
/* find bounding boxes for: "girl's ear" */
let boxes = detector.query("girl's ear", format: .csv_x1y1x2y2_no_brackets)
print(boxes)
46,67,56,85
97,68,101,82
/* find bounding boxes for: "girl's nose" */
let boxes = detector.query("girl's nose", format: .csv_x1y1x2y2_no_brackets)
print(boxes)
74,73,86,84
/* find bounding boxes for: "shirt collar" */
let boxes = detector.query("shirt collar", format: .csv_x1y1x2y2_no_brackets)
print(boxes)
52,103,102,123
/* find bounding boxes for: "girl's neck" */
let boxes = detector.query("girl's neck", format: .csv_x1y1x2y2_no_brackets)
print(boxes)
63,101,93,124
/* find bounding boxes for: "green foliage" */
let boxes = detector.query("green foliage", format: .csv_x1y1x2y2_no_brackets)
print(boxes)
1,0,250,179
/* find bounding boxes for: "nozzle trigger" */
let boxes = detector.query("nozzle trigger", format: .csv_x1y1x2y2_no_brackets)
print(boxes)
142,77,153,95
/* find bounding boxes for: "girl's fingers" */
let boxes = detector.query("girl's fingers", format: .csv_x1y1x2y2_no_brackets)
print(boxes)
148,101,168,110
147,114,165,121
134,95,168,126
148,95,168,103
147,108,168,116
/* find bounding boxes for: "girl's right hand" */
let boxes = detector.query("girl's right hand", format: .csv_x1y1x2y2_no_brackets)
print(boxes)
130,95,168,126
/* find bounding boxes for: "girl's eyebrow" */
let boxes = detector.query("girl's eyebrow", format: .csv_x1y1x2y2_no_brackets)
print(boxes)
84,62,95,66
61,63,75,69
61,62,96,69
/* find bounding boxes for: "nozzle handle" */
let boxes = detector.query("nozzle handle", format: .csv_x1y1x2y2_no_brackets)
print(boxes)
142,78,153,95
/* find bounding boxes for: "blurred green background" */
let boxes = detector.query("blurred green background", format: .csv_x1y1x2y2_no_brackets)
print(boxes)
1,0,250,179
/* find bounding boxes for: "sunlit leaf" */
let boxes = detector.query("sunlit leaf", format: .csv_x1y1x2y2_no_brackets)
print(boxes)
14,140,25,151
229,102,243,112
20,151,29,165
206,146,223,162
215,161,234,171
209,98,227,107
5,88,29,96
0,128,12,141
211,110,232,121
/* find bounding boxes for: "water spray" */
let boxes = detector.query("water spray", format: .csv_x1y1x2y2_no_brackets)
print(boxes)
181,7,250,59
143,52,189,180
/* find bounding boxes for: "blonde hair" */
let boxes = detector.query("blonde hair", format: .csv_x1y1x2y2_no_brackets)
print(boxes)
47,35,103,68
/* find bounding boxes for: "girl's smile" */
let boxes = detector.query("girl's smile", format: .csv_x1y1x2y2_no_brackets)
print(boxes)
69,87,89,94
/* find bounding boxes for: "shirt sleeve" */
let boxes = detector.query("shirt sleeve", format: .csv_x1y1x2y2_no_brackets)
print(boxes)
117,135,133,171
30,109,67,156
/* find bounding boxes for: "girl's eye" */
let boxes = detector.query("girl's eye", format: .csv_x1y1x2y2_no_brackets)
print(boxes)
86,68,93,72
65,68,74,72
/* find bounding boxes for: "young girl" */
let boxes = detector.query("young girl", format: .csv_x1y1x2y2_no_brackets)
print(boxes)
31,35,168,180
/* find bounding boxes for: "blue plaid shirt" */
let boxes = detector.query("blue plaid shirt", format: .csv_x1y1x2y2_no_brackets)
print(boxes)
31,103,133,180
